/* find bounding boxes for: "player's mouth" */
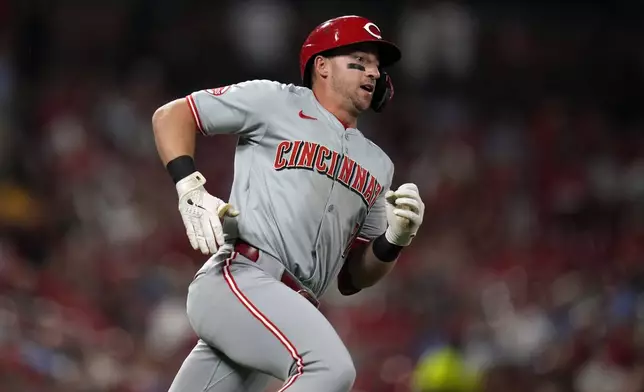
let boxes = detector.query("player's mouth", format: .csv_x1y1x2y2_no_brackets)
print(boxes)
360,84,374,93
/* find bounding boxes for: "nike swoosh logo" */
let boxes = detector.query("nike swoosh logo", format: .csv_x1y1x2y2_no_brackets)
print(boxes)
187,199,207,210
298,110,317,120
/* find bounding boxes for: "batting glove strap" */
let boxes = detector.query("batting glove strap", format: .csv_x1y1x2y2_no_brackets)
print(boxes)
176,171,207,198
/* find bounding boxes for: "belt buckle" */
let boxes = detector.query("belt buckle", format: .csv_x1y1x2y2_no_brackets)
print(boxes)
297,289,320,308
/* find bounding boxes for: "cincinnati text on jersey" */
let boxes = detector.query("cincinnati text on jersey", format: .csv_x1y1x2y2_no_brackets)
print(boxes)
273,140,383,208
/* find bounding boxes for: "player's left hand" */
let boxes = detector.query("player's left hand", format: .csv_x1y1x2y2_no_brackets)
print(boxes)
384,183,424,247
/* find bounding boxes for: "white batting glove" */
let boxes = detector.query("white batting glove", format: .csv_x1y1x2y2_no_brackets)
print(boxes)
384,183,425,247
176,171,239,255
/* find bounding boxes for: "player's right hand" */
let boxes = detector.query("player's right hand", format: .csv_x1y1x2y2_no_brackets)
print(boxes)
175,171,239,255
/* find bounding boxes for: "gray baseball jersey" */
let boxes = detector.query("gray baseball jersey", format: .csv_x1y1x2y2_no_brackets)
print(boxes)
186,79,394,297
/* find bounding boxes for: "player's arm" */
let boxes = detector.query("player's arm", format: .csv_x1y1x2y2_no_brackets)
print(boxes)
338,183,425,294
152,98,197,167
152,96,240,255
151,81,275,255
340,238,397,292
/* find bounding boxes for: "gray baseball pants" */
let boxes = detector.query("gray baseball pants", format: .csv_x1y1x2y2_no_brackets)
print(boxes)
167,244,356,391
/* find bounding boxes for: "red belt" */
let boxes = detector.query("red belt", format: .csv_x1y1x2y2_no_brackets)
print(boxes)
234,240,320,308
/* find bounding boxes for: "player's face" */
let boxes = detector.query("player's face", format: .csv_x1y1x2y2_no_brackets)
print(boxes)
328,46,381,113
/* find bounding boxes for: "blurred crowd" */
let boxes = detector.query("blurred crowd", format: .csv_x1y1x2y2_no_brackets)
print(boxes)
1,1,644,391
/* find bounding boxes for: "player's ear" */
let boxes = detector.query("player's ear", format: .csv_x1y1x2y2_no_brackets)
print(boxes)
313,55,330,80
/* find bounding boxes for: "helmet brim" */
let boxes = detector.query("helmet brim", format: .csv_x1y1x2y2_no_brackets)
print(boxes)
373,40,402,68
324,39,402,67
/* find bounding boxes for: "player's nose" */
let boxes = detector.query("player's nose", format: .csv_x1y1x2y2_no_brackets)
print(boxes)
366,65,380,80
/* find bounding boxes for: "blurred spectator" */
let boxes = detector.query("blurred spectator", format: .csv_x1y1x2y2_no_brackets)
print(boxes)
227,0,295,74
397,1,477,83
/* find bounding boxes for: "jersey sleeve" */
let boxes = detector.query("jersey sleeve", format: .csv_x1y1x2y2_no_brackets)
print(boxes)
356,161,395,243
185,79,283,140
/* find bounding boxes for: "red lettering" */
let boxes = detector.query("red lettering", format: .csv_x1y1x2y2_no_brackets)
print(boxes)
296,142,318,169
363,176,377,202
369,182,383,207
273,141,291,170
315,146,330,173
337,156,356,186
326,150,340,178
351,165,368,194
287,141,303,167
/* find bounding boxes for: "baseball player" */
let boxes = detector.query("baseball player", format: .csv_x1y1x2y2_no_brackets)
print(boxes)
152,15,425,392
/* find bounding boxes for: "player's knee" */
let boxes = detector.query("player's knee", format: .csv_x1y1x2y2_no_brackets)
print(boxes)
324,355,356,390
333,360,357,390
296,349,356,390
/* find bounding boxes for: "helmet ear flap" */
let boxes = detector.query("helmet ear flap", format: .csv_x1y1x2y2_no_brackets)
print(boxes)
371,71,394,113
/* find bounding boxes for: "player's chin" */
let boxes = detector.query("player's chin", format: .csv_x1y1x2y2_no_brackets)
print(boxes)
354,101,370,113
355,92,373,111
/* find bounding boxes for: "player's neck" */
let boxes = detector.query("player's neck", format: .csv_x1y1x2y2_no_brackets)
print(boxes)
312,86,357,129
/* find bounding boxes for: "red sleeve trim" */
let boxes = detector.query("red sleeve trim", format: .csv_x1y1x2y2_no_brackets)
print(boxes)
347,236,371,253
185,94,206,135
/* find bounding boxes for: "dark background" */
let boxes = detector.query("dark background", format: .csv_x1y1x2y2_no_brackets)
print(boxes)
1,1,644,391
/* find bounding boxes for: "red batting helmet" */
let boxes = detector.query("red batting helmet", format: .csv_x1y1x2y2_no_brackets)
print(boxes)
299,15,402,87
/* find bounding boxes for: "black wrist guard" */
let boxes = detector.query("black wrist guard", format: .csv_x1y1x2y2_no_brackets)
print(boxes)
166,155,197,184
372,233,403,263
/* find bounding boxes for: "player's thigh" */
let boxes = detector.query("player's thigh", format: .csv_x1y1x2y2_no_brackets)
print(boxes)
186,259,354,382
169,339,271,392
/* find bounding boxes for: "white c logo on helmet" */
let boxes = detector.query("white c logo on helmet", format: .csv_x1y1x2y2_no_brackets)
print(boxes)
363,22,382,39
